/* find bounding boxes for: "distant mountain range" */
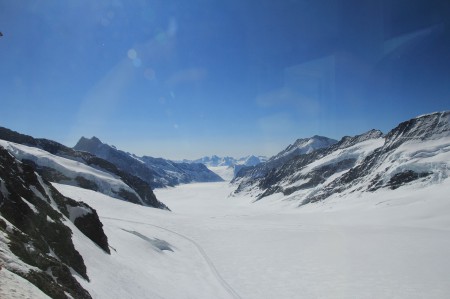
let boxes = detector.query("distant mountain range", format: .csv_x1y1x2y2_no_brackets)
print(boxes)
182,155,268,179
232,111,450,205
74,137,223,188
182,155,268,168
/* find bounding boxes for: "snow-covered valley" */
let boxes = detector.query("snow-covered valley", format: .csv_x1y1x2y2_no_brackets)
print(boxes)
54,179,450,299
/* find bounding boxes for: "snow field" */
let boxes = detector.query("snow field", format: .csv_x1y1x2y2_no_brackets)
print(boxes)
54,178,450,299
54,183,235,299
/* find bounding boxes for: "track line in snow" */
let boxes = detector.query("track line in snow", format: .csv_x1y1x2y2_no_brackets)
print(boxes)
101,216,242,299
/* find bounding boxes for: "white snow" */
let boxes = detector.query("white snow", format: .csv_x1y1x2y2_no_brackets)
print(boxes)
208,166,235,181
271,136,337,162
300,138,384,176
0,216,41,292
51,177,450,299
53,183,237,299
20,197,38,214
0,267,51,299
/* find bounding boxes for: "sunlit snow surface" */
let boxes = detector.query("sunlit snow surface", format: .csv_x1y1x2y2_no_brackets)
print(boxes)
207,166,235,181
0,268,50,299
54,180,450,299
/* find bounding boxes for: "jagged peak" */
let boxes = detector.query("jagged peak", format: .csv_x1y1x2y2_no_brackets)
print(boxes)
336,129,384,149
81,136,103,144
74,136,107,151
90,136,103,143
286,135,337,151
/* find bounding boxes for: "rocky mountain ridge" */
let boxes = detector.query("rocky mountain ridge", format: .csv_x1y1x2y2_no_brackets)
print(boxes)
232,135,338,185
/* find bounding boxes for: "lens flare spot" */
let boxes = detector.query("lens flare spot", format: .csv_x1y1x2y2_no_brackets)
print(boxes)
127,49,137,60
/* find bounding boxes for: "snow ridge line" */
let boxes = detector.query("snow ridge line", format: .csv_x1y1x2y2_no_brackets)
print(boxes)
101,216,243,299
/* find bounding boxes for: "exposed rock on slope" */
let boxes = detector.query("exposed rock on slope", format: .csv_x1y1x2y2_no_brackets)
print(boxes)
233,130,382,199
304,111,450,204
232,135,338,185
0,146,111,298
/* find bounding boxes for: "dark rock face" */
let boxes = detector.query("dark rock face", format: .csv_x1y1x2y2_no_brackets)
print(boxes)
386,170,432,190
0,127,168,210
62,197,110,254
74,136,223,188
73,208,110,253
0,146,93,299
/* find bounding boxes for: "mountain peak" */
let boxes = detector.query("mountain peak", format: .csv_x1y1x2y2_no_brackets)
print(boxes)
74,136,107,154
281,135,337,159
90,136,103,143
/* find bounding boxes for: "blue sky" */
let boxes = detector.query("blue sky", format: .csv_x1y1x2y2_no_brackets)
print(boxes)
1,0,449,159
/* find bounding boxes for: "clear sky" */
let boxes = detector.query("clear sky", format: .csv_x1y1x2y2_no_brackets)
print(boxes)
1,0,449,159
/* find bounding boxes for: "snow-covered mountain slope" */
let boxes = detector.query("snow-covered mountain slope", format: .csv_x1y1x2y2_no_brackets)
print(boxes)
268,135,338,163
232,135,339,186
74,137,223,188
0,268,51,299
0,139,165,209
303,111,450,204
0,145,110,298
0,127,167,209
233,112,450,205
